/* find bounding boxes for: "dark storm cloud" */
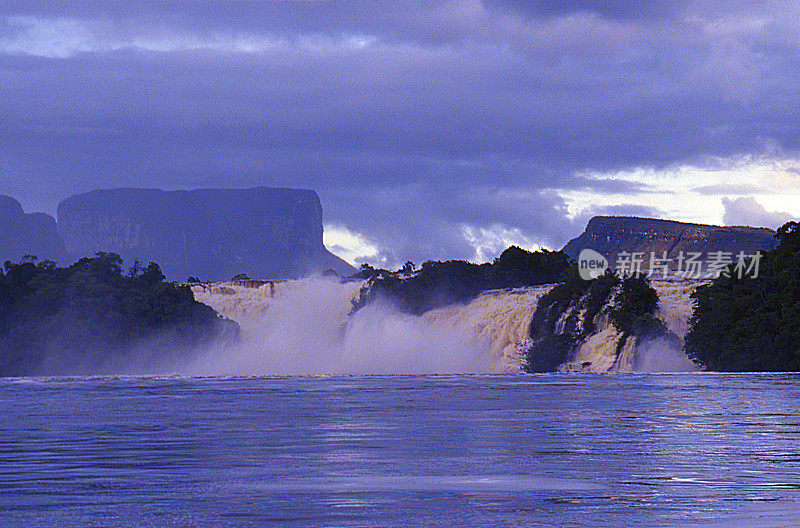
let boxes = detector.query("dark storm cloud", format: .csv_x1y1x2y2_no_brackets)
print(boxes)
1,0,800,265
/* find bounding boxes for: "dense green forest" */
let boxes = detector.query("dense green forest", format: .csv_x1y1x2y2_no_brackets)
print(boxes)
525,267,668,372
685,221,800,371
0,253,237,377
352,246,571,315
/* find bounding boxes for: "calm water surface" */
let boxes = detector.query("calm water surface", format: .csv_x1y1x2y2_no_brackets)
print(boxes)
2,374,800,527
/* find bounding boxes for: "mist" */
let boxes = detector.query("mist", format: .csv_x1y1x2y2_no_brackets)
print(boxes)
191,277,490,375
633,337,699,373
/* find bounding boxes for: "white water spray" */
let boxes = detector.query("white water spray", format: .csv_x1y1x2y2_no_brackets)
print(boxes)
191,278,503,375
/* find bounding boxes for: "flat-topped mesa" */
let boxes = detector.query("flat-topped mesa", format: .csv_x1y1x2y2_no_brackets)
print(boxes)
57,187,354,282
563,216,779,264
0,195,65,265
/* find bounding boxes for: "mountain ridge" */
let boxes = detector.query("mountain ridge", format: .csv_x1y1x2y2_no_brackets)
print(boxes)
0,187,353,281
0,196,65,264
563,215,779,264
57,186,354,281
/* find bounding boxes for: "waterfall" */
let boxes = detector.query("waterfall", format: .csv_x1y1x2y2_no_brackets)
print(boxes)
425,286,554,372
635,281,706,372
190,277,703,374
555,280,704,373
190,278,489,375
652,281,706,337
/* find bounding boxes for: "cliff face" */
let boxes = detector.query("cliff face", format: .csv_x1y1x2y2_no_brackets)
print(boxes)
563,216,779,263
57,187,354,281
0,196,65,265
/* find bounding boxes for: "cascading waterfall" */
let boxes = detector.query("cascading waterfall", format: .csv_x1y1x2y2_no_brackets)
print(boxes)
190,277,490,375
633,281,707,372
425,286,554,372
192,279,362,333
653,281,707,337
556,280,705,373
190,277,703,375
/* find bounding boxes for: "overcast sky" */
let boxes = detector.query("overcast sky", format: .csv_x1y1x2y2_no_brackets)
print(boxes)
2,0,800,268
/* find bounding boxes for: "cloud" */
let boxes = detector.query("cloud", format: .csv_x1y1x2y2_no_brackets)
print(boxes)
722,196,795,229
483,0,695,21
2,1,800,263
322,224,381,267
692,183,765,195
593,204,663,218
321,182,579,268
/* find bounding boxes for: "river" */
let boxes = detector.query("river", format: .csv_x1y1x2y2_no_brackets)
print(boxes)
2,374,799,527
